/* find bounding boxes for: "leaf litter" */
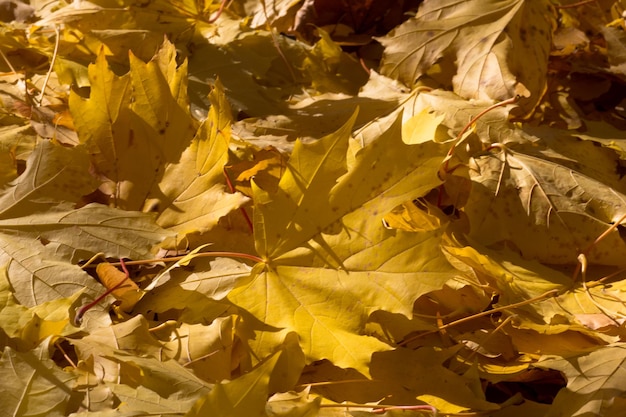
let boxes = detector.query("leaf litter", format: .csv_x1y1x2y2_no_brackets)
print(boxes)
1,0,626,416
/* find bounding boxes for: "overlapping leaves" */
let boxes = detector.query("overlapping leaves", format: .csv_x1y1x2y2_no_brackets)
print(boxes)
229,111,455,373
2,0,626,416
377,0,554,112
0,140,170,307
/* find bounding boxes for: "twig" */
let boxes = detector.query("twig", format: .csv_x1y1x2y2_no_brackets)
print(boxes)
556,0,597,9
54,339,77,368
399,289,559,346
82,251,265,268
207,0,227,23
572,212,626,282
0,48,16,74
74,259,132,326
38,24,60,105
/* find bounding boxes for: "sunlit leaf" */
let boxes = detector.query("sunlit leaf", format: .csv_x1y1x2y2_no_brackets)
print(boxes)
0,141,171,307
186,350,281,417
182,335,303,415
162,317,237,382
266,389,321,417
4,1,626,415
370,347,499,412
229,111,456,373
135,255,251,324
155,78,248,240
0,266,79,350
70,40,197,211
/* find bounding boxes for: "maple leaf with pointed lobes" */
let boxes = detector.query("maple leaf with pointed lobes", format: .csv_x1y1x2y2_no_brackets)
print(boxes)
155,78,249,241
5,1,626,415
462,131,626,267
70,41,247,243
69,41,197,211
226,110,457,374
186,339,305,417
371,347,499,413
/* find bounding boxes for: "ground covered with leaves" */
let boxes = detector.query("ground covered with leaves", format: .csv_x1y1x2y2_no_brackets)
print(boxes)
1,0,626,415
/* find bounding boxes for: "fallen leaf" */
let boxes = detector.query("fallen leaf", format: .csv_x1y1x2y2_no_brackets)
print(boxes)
461,132,626,266
70,40,197,210
0,141,171,307
185,342,301,417
154,78,248,241
266,388,321,417
377,0,554,112
370,347,499,413
0,266,80,350
113,384,203,416
603,26,626,76
401,108,448,145
135,254,251,324
0,339,77,417
228,111,457,373
3,1,626,414
538,344,626,417
71,315,164,382
163,316,237,382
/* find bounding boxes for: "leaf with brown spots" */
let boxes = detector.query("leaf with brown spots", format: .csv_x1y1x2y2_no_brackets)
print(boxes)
377,0,555,113
461,129,626,267
70,40,197,211
153,79,248,242
70,41,246,243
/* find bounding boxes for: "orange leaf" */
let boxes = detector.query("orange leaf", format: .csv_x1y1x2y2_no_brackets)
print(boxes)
96,262,142,312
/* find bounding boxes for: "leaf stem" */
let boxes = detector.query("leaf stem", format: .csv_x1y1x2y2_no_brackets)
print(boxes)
224,166,254,233
399,289,559,346
460,315,515,366
54,339,77,369
80,252,105,269
317,403,438,416
38,25,60,105
0,48,16,73
439,95,520,179
556,0,598,9
207,0,227,23
99,251,265,268
572,212,626,282
74,259,131,326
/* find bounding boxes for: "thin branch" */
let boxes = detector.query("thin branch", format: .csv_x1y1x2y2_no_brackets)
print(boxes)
0,48,16,73
83,251,265,268
38,25,60,105
556,0,597,9
399,289,559,346
207,0,227,23
439,95,520,179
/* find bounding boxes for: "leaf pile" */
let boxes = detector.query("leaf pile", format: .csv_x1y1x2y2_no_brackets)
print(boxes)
2,0,626,416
